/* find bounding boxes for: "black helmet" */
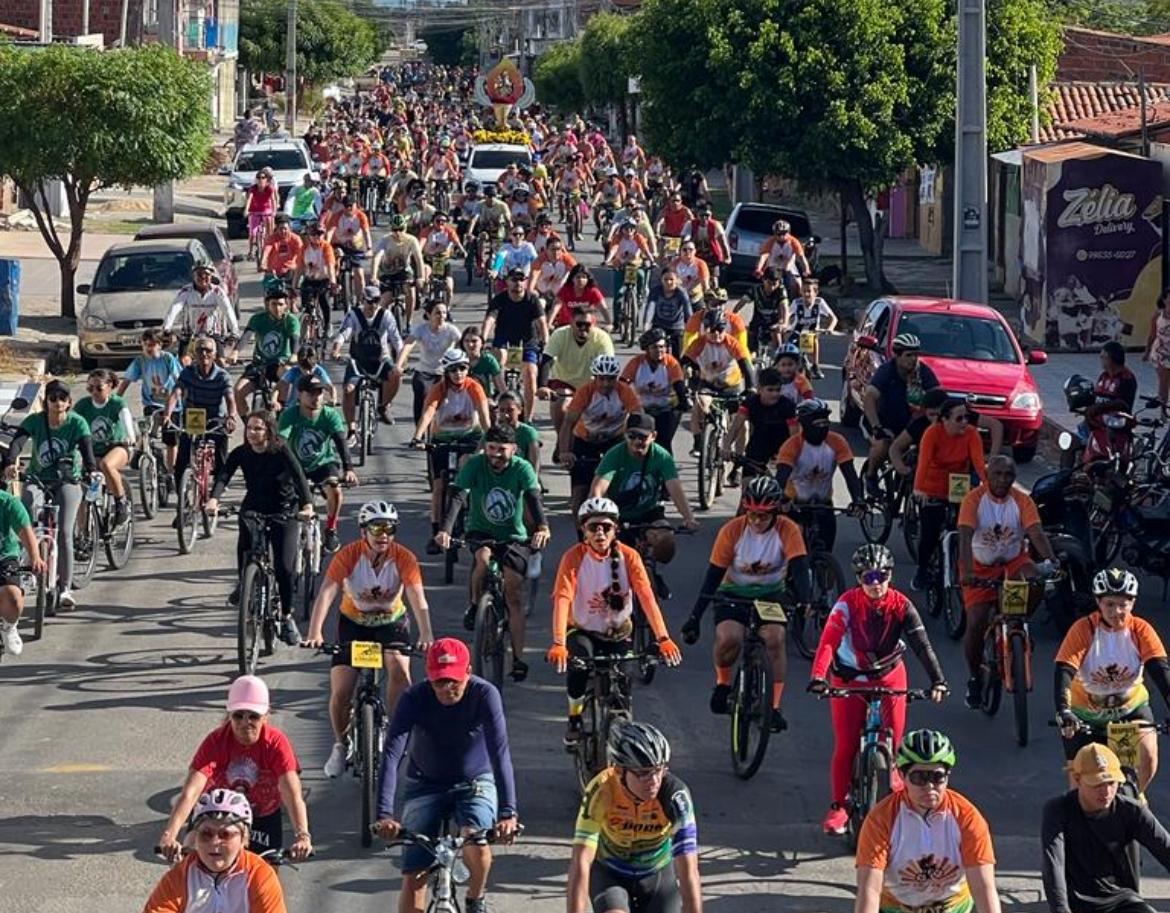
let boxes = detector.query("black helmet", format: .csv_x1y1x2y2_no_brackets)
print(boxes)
852,543,895,575
1063,374,1096,412
639,328,668,350
741,476,783,512
796,397,831,424
702,309,728,332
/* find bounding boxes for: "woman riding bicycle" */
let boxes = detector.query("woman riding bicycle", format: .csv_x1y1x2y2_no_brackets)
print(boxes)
397,299,461,426
245,167,278,263
74,368,136,528
807,543,948,836
546,498,682,746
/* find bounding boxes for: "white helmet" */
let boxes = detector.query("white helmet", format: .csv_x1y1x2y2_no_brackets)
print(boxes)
590,354,621,377
578,497,620,522
1092,567,1139,597
358,500,398,527
192,789,252,828
607,720,671,768
439,348,470,371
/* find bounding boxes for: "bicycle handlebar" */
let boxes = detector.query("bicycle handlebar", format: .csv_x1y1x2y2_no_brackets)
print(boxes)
301,642,420,657
154,845,304,867
1047,718,1170,734
376,823,524,848
567,648,661,672
818,687,930,701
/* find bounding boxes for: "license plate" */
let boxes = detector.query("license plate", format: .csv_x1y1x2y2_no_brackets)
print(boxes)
119,334,141,346
754,600,787,623
1000,580,1030,616
624,264,640,282
948,473,971,504
351,641,383,669
506,346,524,367
1107,721,1142,767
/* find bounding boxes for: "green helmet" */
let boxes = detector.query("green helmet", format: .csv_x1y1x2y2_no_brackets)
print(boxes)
896,729,956,770
390,213,408,231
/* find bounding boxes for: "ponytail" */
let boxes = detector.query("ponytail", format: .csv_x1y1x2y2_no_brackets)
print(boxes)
607,539,624,612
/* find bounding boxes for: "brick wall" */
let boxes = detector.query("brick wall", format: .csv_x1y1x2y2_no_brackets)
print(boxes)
4,0,144,45
1059,27,1170,83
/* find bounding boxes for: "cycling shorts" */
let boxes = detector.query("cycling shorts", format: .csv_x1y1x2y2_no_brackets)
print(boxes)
332,612,410,668
0,557,23,590
245,362,282,385
490,340,541,365
465,532,529,576
961,553,1035,610
712,588,789,628
345,359,396,385
590,860,681,913
570,436,619,488
305,463,341,487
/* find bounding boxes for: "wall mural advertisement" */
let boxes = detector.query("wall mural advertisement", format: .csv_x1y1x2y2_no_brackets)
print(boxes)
1020,143,1163,351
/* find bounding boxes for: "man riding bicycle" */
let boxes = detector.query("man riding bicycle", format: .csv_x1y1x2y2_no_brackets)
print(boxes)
234,287,300,418
161,263,240,364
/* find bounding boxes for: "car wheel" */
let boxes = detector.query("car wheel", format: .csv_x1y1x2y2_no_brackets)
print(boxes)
1012,442,1037,464
225,214,247,240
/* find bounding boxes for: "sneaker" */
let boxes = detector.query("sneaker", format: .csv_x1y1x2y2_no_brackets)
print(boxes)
965,674,983,710
58,588,76,609
910,570,928,592
0,620,23,656
462,603,477,631
510,658,529,682
563,714,583,748
709,683,731,715
378,407,394,425
726,467,741,488
324,742,347,778
114,498,130,527
426,537,442,555
323,527,340,554
822,803,848,835
689,438,702,458
280,615,301,646
465,898,488,913
228,585,240,606
770,708,788,733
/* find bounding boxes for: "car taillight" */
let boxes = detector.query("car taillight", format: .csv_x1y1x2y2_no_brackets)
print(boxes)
728,230,738,251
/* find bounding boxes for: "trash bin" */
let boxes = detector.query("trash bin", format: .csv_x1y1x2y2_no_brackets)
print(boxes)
0,260,20,336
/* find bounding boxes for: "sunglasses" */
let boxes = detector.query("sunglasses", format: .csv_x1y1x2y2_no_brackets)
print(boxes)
196,826,242,842
906,769,950,787
47,391,70,402
626,431,652,442
84,384,105,392
860,569,891,586
431,677,462,689
364,521,397,536
446,365,468,373
584,520,616,533
627,765,667,780
230,710,262,723
573,322,592,329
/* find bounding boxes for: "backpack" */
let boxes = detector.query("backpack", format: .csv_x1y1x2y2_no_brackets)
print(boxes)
351,307,387,373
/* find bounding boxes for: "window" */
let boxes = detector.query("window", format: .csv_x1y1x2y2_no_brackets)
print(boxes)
896,312,1019,363
235,149,308,173
93,253,194,293
470,150,533,170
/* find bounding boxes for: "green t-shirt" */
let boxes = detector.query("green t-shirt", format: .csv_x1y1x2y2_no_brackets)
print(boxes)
278,405,346,472
247,311,301,364
74,394,130,457
469,353,501,393
596,441,678,520
454,453,538,542
514,422,539,457
0,489,31,561
20,411,90,482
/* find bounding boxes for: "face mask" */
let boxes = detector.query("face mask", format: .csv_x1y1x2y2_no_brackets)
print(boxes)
802,423,830,446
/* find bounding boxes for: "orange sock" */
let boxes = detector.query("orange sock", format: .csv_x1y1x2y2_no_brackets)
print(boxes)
772,682,785,709
715,665,732,686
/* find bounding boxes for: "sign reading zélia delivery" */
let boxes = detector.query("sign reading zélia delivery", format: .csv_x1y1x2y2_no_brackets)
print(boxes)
1019,142,1163,351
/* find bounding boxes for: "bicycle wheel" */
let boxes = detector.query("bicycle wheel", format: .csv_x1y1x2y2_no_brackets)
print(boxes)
795,552,845,660
105,500,134,570
38,538,56,621
362,394,376,458
859,499,892,545
201,499,218,539
633,604,656,685
158,458,173,509
72,503,99,590
1009,630,1030,747
176,469,199,554
574,697,599,791
360,700,377,847
298,543,318,623
237,562,263,675
31,543,48,640
729,646,773,779
698,424,719,511
138,451,158,520
473,593,505,690
847,745,890,852
980,632,1003,717
901,496,921,563
942,543,966,638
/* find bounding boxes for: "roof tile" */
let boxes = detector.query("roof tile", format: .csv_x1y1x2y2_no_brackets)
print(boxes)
1040,80,1170,143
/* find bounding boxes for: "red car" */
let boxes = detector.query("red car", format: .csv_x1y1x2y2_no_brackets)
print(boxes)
840,297,1048,462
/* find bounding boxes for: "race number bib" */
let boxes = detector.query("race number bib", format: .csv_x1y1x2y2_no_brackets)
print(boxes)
947,473,971,504
351,641,384,669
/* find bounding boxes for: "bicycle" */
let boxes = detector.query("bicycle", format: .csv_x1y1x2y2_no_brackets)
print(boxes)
379,276,410,337
417,439,480,584
612,262,641,347
819,687,929,851
784,503,848,661
69,473,101,591
235,509,301,675
78,469,134,572
305,640,417,846
919,487,966,630
567,648,659,791
694,388,742,511
451,538,523,692
859,455,917,552
132,412,173,520
244,363,280,413
249,214,271,271
171,412,226,555
12,457,75,631
351,370,380,467
425,254,452,309
301,278,334,345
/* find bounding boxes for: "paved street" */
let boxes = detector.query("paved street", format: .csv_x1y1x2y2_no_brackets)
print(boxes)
1,223,1169,913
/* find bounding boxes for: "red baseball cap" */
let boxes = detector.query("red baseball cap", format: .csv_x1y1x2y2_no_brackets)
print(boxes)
426,638,471,682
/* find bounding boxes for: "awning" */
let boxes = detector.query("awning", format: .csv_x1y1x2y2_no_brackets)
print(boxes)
991,149,1023,166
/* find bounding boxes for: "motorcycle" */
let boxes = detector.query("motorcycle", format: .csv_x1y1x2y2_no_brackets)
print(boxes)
1030,467,1095,631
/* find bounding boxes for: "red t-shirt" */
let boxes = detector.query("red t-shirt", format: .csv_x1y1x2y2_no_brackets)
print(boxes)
190,722,299,817
554,284,605,327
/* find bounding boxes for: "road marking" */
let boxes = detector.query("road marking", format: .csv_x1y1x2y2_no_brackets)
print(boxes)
42,763,112,773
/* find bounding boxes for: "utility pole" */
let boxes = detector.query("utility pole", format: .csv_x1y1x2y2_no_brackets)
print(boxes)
81,0,89,36
284,0,297,132
39,0,52,42
153,0,178,223
952,0,988,302
119,0,130,45
1028,65,1040,144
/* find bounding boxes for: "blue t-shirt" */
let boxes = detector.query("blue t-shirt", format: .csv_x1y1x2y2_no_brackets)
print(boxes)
124,351,182,410
870,359,939,433
280,364,331,390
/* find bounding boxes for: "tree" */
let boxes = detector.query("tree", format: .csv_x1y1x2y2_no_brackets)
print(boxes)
0,45,212,318
533,38,587,113
421,27,472,67
577,13,639,133
240,0,381,86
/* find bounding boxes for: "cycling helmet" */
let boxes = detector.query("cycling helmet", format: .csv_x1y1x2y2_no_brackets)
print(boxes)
535,212,552,225
772,219,790,233
192,262,218,278
702,309,728,332
704,287,729,303
892,333,922,354
439,348,470,371
852,543,895,575
389,213,408,231
606,166,618,177
741,475,783,512
1063,373,1096,411
514,183,530,196
464,180,480,192
363,284,382,302
619,219,637,231
191,789,252,828
639,328,667,349
607,719,671,769
775,342,801,360
577,497,620,522
590,354,621,377
796,398,831,422
262,276,290,299
358,500,399,527
1092,567,1139,597
896,729,957,770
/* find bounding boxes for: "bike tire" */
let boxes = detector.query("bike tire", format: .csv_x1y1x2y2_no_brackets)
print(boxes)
796,552,845,660
574,698,598,792
942,553,966,639
923,550,943,618
105,503,134,570
859,499,892,545
201,501,218,540
698,424,719,511
901,497,921,564
138,451,158,520
176,469,199,555
980,632,1003,717
633,605,656,685
848,745,890,852
1009,630,1030,747
38,537,56,621
360,700,377,847
31,541,48,640
362,395,376,459
159,461,173,509
473,593,505,691
72,503,99,590
729,646,773,779
237,562,263,676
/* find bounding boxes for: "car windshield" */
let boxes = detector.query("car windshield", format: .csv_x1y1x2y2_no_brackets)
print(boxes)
897,312,1019,363
235,149,306,172
733,207,811,238
92,252,193,293
470,150,532,170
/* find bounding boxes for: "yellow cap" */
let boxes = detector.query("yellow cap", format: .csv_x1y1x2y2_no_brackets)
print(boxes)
1068,743,1124,786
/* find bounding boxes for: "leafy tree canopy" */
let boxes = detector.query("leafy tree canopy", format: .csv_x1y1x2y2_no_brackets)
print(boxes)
240,0,382,84
534,37,587,112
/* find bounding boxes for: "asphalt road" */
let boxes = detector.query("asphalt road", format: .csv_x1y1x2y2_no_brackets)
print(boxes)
1,223,1169,913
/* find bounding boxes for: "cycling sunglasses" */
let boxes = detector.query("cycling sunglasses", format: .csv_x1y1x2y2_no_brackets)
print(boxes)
364,521,397,536
860,569,891,586
230,710,262,723
584,520,616,533
906,769,949,787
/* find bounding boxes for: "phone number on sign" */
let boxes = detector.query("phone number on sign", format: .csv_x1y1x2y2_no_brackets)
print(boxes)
1075,248,1137,261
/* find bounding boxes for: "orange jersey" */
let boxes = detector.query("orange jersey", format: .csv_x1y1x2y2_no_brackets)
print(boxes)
775,432,853,502
262,232,303,275
710,514,806,591
683,333,749,388
759,234,806,272
143,849,286,913
957,483,1041,567
913,424,986,500
423,377,489,438
551,542,667,642
1056,611,1167,718
325,540,422,624
620,354,685,411
683,309,748,354
569,379,642,442
298,239,336,279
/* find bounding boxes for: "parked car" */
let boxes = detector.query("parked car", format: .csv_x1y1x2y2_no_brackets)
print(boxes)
77,239,212,368
840,296,1047,463
462,143,532,194
133,223,242,314
724,202,820,287
221,138,315,239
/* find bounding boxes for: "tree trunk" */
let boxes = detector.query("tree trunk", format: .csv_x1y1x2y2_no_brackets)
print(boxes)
844,179,893,293
58,256,79,320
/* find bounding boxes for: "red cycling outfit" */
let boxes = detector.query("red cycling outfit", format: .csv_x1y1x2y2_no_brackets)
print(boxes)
811,586,945,809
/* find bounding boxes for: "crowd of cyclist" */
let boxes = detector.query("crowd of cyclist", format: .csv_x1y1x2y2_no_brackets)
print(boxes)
2,58,1168,913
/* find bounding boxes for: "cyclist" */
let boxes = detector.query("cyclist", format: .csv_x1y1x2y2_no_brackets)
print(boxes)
681,309,755,459
478,184,513,243
260,214,303,284
244,167,278,262
371,213,425,329
156,676,312,862
754,219,809,302
680,169,710,209
958,454,1058,708
373,639,519,913
435,424,551,683
234,287,301,418
912,396,987,591
808,544,948,836
463,326,506,398
621,329,690,453
482,268,549,421
671,240,710,304
530,234,576,316
1041,742,1170,913
490,226,539,292
682,288,748,353
891,389,1004,477
786,277,837,379
2,379,97,611
774,398,865,551
855,730,999,913
567,721,702,913
305,500,434,775
722,368,795,481
681,476,811,732
732,267,788,358
590,168,627,238
74,368,135,528
288,172,322,232
527,213,561,259
0,485,43,657
278,345,335,408
419,211,466,305
1055,568,1170,794
539,310,615,437
684,201,729,287
163,335,238,495
328,196,374,291
399,299,462,426
772,344,814,404
553,264,610,329
118,330,182,474
863,333,940,497
332,284,406,434
547,499,682,743
162,263,240,363
642,268,693,358
412,348,492,552
654,192,694,257
558,354,643,517
604,219,652,329
295,223,337,336
143,790,286,913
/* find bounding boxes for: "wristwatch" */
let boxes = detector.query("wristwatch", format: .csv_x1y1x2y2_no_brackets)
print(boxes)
294,829,312,841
